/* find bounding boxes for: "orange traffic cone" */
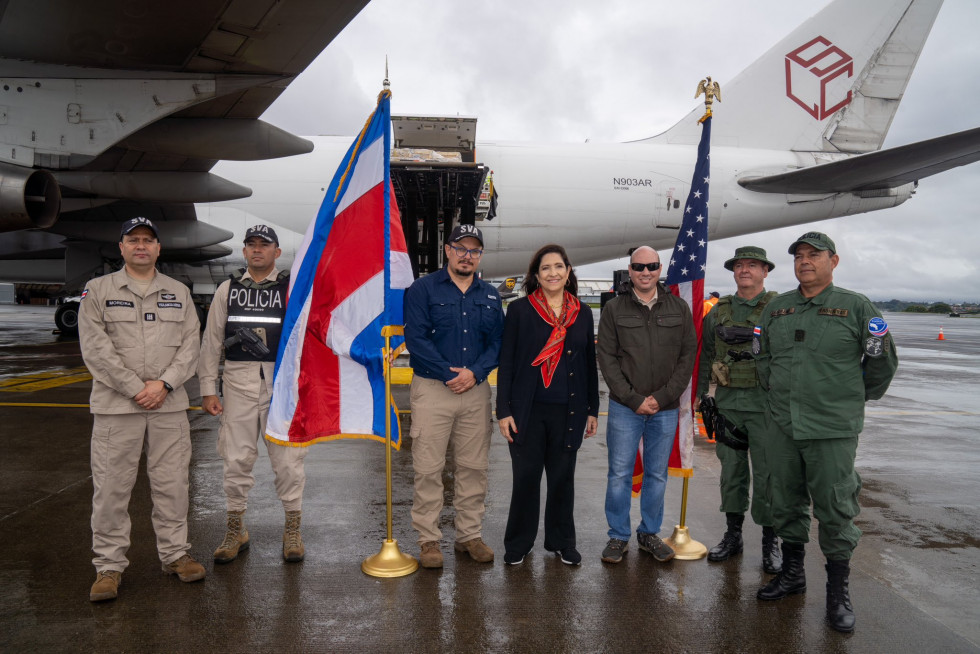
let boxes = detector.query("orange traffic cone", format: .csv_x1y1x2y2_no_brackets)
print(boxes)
937,326,945,341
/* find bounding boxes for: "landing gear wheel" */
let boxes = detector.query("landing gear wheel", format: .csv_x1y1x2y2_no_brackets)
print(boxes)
55,301,80,336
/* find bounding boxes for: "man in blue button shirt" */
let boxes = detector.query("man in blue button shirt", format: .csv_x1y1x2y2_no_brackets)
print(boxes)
404,224,504,568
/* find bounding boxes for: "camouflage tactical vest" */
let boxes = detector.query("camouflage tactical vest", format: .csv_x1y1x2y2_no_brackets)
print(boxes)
712,291,777,388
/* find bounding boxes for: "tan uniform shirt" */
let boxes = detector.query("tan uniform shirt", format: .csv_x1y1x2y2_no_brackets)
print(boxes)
79,269,200,414
198,268,282,400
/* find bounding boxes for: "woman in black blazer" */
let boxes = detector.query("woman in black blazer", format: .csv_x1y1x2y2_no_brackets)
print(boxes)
496,244,600,565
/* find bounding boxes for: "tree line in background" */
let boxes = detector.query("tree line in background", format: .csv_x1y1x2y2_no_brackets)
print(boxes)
873,299,978,314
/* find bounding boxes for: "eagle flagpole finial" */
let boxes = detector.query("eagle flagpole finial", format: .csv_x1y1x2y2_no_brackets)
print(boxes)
695,76,721,123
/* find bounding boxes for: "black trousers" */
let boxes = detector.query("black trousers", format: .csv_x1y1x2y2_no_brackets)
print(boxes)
504,402,578,554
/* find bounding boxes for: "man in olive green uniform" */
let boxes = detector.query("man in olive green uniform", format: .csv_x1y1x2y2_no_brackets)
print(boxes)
698,246,780,573
755,232,898,634
79,217,205,602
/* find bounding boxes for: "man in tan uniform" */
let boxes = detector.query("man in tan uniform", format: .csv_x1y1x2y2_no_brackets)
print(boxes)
198,225,307,563
79,217,205,602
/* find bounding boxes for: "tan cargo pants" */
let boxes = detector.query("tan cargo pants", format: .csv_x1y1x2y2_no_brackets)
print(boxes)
218,369,307,512
409,376,493,544
90,411,192,572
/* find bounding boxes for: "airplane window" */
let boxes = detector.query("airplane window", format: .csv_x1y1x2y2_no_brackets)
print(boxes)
674,199,680,209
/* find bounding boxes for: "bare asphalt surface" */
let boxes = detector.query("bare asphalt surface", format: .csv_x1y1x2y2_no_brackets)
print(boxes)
1,306,977,653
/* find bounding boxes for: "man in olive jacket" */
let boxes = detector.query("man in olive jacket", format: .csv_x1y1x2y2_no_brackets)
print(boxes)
754,232,898,634
597,246,697,564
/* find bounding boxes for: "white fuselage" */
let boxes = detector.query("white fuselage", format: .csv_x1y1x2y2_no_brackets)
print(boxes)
193,136,912,282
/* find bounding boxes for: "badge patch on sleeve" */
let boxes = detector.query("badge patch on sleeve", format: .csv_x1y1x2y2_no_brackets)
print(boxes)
81,289,89,300
752,326,762,355
868,317,888,336
865,337,884,357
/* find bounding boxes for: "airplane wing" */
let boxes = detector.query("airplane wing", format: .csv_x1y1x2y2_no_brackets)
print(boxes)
739,126,980,194
0,0,368,268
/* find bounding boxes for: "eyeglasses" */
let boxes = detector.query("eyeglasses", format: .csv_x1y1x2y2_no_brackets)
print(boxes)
630,262,660,272
449,244,483,259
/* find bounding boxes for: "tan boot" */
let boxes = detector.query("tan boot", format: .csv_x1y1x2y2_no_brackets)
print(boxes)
214,510,250,563
89,570,122,602
162,554,206,582
283,510,305,562
454,537,495,563
419,541,443,569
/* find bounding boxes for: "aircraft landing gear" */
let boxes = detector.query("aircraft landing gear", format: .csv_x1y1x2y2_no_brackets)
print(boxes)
55,301,80,336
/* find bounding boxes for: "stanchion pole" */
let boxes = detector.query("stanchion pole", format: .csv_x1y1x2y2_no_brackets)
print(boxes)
664,476,708,560
362,326,418,577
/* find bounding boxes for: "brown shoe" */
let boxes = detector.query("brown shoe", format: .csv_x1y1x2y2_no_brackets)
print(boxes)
283,510,305,562
214,510,249,563
162,554,206,582
419,541,443,569
89,570,122,602
454,537,494,563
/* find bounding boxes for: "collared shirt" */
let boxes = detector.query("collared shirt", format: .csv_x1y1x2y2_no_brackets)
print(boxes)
198,267,282,399
757,283,898,439
78,268,200,414
633,289,658,309
403,268,503,384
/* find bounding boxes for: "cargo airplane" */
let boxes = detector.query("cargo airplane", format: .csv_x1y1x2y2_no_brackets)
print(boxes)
1,0,977,333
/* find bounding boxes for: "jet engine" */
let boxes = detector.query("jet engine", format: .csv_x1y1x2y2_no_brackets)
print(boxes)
0,163,61,233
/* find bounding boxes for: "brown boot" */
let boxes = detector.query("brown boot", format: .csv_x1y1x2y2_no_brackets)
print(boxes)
419,541,443,569
454,537,495,563
283,510,305,562
89,570,122,602
162,554,206,582
214,510,249,563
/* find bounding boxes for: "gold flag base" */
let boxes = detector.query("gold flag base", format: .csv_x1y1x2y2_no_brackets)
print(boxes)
361,538,419,578
664,525,708,560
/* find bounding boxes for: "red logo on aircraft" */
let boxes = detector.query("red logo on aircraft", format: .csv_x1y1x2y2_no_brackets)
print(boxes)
785,36,853,120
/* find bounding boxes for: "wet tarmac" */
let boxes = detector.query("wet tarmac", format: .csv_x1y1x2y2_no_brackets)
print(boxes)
1,306,978,652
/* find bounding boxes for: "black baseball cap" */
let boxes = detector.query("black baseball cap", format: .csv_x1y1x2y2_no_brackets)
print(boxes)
448,224,484,246
244,225,279,245
120,217,159,240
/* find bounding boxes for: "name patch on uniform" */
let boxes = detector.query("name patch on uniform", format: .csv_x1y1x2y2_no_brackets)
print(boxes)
865,337,883,357
145,313,156,321
868,317,888,336
106,299,134,308
161,293,177,301
770,307,796,317
157,301,182,309
818,308,849,317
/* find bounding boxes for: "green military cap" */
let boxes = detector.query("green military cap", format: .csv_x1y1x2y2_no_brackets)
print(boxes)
724,245,775,271
788,231,836,255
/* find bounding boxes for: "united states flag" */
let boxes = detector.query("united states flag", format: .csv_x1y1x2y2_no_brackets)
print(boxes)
665,115,711,475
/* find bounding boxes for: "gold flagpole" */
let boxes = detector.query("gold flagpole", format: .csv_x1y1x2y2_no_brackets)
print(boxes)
362,325,418,577
664,476,707,560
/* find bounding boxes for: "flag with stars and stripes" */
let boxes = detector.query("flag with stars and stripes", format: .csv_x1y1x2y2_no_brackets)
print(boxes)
664,114,711,476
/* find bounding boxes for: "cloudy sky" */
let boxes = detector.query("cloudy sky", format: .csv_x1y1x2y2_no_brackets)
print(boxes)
263,0,978,302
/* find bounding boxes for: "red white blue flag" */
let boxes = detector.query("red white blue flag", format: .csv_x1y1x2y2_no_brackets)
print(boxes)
266,90,413,448
664,114,711,475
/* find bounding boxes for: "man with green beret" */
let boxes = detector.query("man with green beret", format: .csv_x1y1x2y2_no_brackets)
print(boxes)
698,246,780,574
754,232,898,634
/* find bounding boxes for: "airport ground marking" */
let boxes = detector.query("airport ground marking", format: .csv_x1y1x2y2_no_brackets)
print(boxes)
0,366,92,392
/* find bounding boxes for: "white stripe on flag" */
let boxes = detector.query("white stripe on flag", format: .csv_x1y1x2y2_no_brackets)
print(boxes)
339,357,374,434
390,250,414,289
326,272,384,356
266,290,313,442
336,138,384,217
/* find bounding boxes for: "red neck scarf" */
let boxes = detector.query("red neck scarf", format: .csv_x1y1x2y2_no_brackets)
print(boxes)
529,288,581,388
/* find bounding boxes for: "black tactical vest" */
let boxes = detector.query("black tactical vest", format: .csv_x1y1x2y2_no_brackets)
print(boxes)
224,270,288,362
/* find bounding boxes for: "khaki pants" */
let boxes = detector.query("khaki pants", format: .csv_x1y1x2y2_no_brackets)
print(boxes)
218,369,307,512
410,376,492,544
91,412,192,572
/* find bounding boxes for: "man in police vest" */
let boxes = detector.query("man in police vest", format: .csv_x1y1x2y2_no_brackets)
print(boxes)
755,232,898,633
198,225,308,563
698,246,781,574
79,217,205,602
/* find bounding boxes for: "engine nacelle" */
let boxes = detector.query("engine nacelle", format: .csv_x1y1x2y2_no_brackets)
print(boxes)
0,163,61,233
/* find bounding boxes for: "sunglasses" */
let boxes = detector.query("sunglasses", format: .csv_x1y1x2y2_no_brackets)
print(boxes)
630,262,661,272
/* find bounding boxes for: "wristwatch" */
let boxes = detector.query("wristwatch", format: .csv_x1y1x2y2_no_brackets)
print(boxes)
161,381,174,392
